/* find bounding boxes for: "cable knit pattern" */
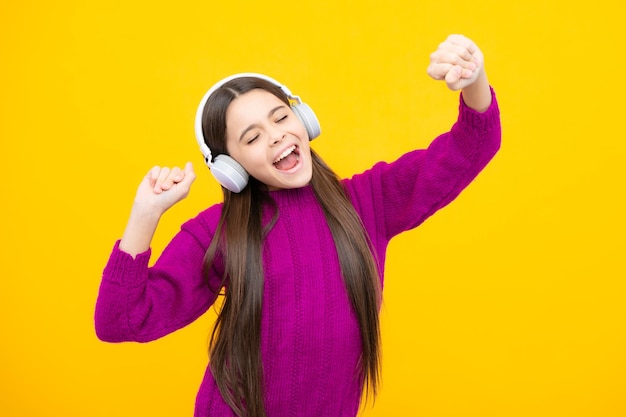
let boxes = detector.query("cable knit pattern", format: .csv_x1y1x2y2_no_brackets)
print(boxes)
95,89,501,417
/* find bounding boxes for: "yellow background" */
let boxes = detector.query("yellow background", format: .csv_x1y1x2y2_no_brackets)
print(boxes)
1,0,625,416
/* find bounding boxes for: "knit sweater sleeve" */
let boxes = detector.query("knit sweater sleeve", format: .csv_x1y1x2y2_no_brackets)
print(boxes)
346,87,501,243
94,204,224,343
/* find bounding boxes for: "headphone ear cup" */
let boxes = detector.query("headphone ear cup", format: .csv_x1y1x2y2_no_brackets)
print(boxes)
211,154,249,193
292,103,321,140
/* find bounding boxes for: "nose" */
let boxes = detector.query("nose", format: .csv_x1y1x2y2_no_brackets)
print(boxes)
270,127,286,145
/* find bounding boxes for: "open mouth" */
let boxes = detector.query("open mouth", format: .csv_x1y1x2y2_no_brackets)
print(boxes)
273,145,300,171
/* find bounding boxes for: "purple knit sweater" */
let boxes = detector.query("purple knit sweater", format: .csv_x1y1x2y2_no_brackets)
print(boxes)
95,89,501,416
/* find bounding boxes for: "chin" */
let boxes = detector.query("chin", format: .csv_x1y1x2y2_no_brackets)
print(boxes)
266,171,312,191
281,176,312,190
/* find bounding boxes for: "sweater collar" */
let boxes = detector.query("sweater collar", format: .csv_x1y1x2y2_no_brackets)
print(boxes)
268,184,317,207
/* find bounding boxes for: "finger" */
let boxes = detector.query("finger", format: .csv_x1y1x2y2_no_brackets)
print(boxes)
430,48,476,72
446,47,473,66
446,34,476,55
171,166,185,183
429,61,474,84
448,46,477,69
146,166,161,189
154,167,171,193
450,36,481,70
427,62,454,80
160,166,184,191
460,67,475,79
444,65,464,91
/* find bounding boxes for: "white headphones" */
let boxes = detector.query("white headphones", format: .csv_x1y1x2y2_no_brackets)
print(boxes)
194,73,321,193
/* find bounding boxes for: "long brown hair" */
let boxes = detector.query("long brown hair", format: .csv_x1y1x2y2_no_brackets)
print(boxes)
200,77,381,417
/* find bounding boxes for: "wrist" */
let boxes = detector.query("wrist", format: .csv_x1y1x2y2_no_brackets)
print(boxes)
120,209,161,258
461,71,491,112
130,199,166,222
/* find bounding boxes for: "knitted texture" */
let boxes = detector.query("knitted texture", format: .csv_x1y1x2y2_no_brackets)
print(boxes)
95,89,501,417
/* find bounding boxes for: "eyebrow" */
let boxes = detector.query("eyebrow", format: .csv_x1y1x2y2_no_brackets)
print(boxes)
238,105,287,142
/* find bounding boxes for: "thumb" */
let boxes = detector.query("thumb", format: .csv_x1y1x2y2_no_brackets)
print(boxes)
181,162,196,185
444,65,464,91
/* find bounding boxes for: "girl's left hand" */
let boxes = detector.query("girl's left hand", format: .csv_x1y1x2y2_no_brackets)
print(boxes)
427,34,484,91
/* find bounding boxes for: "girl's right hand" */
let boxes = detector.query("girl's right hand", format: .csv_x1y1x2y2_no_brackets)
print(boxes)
133,162,196,217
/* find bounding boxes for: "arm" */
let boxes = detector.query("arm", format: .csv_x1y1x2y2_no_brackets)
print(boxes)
346,34,501,243
95,162,217,343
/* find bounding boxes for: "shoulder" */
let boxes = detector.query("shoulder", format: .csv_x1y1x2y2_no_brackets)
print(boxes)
340,159,390,217
342,152,421,195
180,202,224,243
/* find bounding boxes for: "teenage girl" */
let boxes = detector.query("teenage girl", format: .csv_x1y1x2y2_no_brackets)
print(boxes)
95,34,501,417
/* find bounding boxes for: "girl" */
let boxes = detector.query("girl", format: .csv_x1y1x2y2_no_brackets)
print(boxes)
95,34,501,417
